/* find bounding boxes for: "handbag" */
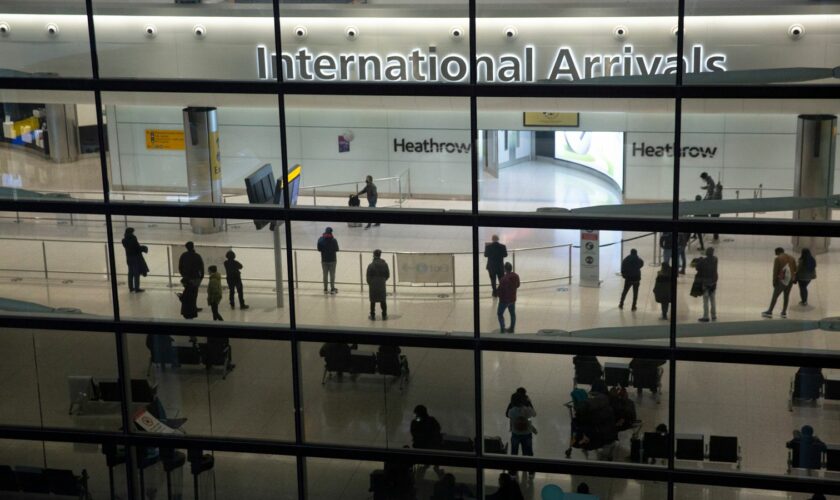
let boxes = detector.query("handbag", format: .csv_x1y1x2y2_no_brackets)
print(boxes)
690,278,703,297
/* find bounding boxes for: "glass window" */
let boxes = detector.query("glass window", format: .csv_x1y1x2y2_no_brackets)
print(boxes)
285,95,471,212
301,342,475,451
101,92,281,205
676,484,837,500
679,99,840,222
110,216,291,327
478,97,675,216
483,351,670,465
0,2,92,78
279,1,469,84
483,469,668,499
675,233,838,354
92,1,276,81
292,221,473,334
477,1,678,85
127,334,295,441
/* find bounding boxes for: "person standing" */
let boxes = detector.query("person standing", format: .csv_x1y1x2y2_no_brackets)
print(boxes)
366,249,390,320
763,247,797,318
317,227,339,294
796,248,817,306
358,175,379,229
410,404,442,450
178,241,204,320
659,232,673,267
619,249,644,311
653,262,672,320
121,227,148,293
206,265,223,321
497,262,520,333
484,234,508,297
224,250,249,309
506,388,536,477
700,172,715,199
695,247,718,322
692,195,705,251
677,233,689,275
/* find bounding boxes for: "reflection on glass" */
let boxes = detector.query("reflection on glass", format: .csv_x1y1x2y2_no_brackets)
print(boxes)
483,352,670,466
477,98,674,215
676,234,838,354
291,221,472,333
483,469,667,499
301,343,475,451
111,217,290,326
127,334,294,441
676,483,832,500
676,362,840,479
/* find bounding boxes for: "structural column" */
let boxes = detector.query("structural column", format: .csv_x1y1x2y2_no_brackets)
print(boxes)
44,104,79,163
793,114,836,254
183,107,223,234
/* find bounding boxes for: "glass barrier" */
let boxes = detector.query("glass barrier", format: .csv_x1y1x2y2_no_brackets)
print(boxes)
676,483,836,500
483,468,668,499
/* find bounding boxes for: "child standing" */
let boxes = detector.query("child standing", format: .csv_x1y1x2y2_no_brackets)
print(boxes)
224,250,249,309
207,265,223,321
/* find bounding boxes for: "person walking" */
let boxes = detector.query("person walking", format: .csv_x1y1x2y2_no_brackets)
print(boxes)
695,247,718,322
178,241,204,319
653,262,672,320
796,248,817,306
317,227,339,294
366,249,390,320
763,247,797,318
506,388,536,477
619,249,644,311
224,250,249,309
659,232,673,267
207,265,223,321
484,234,508,297
677,232,689,274
358,175,379,229
121,227,149,293
497,262,520,333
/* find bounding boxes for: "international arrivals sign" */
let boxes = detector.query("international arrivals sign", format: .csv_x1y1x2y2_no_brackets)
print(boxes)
257,44,726,82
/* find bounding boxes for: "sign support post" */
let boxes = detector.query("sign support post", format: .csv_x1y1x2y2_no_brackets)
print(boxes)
579,229,601,288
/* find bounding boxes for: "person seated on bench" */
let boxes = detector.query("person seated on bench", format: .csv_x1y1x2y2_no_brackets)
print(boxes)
629,358,666,395
573,355,603,386
320,342,355,379
202,336,235,374
146,334,178,369
377,344,402,376
787,425,827,470
793,367,824,401
566,388,618,457
411,405,442,450
608,386,637,432
486,473,524,500
431,469,474,500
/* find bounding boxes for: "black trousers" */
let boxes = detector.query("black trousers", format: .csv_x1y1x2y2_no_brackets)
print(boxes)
488,269,503,293
210,303,224,321
227,278,245,306
180,283,200,319
370,300,387,315
620,280,640,307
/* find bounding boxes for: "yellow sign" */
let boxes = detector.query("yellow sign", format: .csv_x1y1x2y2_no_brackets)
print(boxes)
209,130,221,180
523,112,579,127
11,116,40,138
145,129,185,150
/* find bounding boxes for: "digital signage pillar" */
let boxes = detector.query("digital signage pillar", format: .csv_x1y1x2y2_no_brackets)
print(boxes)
183,107,223,234
793,114,836,254
44,104,79,163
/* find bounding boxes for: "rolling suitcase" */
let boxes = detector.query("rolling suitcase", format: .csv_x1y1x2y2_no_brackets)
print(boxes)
440,433,475,452
484,436,507,454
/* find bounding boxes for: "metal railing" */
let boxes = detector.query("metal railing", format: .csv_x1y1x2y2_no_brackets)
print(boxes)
297,172,410,208
720,184,795,218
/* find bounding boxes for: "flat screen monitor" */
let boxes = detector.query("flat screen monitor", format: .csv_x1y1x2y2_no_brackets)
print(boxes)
244,163,302,230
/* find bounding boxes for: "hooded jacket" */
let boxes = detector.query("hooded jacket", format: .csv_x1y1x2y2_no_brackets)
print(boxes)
207,271,222,305
317,232,339,262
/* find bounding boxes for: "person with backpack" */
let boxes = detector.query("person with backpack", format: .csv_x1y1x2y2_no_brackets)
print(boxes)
121,227,149,293
206,265,223,321
763,247,797,318
506,387,536,476
619,249,644,311
796,248,817,306
317,227,339,295
224,250,249,309
410,405,442,450
695,247,718,322
652,262,672,320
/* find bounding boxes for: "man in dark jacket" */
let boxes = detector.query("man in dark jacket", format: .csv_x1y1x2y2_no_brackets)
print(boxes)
677,232,689,274
700,172,715,199
224,250,249,309
497,262,520,333
410,404,442,449
695,247,718,322
659,232,673,267
358,175,379,229
178,241,204,319
366,249,390,320
619,249,644,311
317,227,339,294
484,234,508,297
121,227,148,293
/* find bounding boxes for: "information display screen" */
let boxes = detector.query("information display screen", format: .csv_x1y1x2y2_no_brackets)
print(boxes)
554,131,624,189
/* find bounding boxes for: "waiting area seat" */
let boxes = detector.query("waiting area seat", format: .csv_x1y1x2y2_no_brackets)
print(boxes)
0,465,90,499
146,335,235,379
674,434,742,469
320,343,410,390
67,376,156,415
573,356,664,403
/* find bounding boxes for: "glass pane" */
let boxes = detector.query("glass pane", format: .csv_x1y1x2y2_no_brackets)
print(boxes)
0,2,92,77
679,99,840,222
676,484,837,500
478,226,668,344
0,90,103,199
483,469,668,499
285,95,471,211
291,221,473,334
0,211,113,318
483,352,670,466
684,2,840,85
301,342,475,451
279,1,469,84
0,438,128,499
92,1,275,81
675,234,839,354
0,328,118,431
478,97,675,216
111,216,291,327
131,447,297,500
477,1,678,85
127,334,294,441
306,457,475,500
676,361,840,480
101,92,280,205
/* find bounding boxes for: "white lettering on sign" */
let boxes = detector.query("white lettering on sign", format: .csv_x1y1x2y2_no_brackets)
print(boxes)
257,44,727,82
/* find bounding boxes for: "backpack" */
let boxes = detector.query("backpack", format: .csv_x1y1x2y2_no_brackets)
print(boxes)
510,407,531,433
